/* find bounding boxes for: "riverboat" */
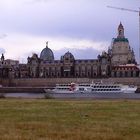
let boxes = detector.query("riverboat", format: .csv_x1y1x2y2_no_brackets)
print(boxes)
44,82,137,95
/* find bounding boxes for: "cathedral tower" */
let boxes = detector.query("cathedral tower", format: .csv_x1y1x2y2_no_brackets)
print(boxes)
117,22,124,38
109,23,136,65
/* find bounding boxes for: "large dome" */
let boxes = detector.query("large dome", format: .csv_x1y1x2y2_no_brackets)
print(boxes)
40,43,54,61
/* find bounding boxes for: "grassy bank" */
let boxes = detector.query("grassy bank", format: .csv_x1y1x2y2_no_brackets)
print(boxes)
0,99,140,140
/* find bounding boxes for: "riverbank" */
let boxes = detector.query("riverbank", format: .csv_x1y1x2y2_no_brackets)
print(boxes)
0,86,140,93
0,99,140,140
1,78,140,87
0,87,51,93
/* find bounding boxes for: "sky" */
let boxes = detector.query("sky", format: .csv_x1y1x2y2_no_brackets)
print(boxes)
0,0,140,63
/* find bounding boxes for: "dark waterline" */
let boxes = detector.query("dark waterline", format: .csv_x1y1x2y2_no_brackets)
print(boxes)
4,93,45,99
2,92,140,99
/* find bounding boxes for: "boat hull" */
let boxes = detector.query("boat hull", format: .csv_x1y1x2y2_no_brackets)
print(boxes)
44,83,137,99
44,89,138,99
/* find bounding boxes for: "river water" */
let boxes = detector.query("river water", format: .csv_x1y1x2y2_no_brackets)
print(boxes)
2,92,140,99
4,93,45,99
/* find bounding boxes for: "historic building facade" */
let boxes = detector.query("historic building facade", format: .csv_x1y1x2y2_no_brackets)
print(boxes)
109,23,138,77
0,23,139,79
109,22,136,65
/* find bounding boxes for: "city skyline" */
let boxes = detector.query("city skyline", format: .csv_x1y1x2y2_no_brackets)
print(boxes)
0,0,139,63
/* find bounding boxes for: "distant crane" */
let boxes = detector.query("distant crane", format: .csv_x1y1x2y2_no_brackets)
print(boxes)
107,5,140,65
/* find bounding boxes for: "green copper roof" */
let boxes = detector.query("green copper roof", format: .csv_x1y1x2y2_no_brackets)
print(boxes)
113,38,129,43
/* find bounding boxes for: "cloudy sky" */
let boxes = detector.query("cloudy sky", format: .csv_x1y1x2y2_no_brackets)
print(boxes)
0,0,139,63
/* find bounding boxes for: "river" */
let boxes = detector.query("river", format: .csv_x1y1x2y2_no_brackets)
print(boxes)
3,93,45,99
2,92,140,99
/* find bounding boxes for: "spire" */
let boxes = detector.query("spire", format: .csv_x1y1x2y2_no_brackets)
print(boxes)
1,53,4,62
46,41,48,48
118,22,123,29
117,22,125,38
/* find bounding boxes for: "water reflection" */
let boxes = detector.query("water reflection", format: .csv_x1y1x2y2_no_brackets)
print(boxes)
5,93,45,98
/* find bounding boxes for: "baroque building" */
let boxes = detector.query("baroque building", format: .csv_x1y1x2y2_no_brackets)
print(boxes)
0,23,139,79
27,49,107,78
109,22,136,65
109,23,139,77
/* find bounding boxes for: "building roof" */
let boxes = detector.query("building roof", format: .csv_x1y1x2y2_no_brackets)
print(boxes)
113,38,129,43
112,64,139,70
40,43,54,61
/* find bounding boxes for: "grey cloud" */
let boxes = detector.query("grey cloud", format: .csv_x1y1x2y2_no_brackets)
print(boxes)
33,0,52,2
0,0,139,60
21,47,100,63
0,48,6,54
28,0,50,4
0,34,7,39
1,0,139,42
53,47,100,60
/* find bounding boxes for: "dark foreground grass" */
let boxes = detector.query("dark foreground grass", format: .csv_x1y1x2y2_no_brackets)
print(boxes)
0,99,140,140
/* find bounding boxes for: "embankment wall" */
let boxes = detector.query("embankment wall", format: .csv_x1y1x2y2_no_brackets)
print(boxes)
0,78,140,93
0,77,140,87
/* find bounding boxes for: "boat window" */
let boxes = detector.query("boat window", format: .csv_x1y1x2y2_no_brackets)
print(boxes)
79,88,84,91
129,85,134,88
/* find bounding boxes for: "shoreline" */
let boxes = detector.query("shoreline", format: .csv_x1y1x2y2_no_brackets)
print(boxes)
1,92,140,99
0,87,51,93
0,86,140,93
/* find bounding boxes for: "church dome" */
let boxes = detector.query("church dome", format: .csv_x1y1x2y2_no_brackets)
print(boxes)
61,51,75,62
40,42,54,61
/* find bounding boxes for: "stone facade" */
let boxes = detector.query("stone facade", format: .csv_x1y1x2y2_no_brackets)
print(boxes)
109,22,136,65
27,51,108,78
0,23,139,79
3,77,140,87
111,64,139,77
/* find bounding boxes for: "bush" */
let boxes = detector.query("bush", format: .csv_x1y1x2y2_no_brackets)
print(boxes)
0,93,5,98
44,93,54,99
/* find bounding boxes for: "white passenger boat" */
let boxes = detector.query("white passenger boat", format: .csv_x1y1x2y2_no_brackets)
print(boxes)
44,82,137,95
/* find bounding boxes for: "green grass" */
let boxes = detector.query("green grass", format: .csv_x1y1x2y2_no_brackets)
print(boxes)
0,99,140,140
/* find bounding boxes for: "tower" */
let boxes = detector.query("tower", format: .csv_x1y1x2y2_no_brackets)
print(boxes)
117,22,124,38
1,53,4,64
110,23,136,65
